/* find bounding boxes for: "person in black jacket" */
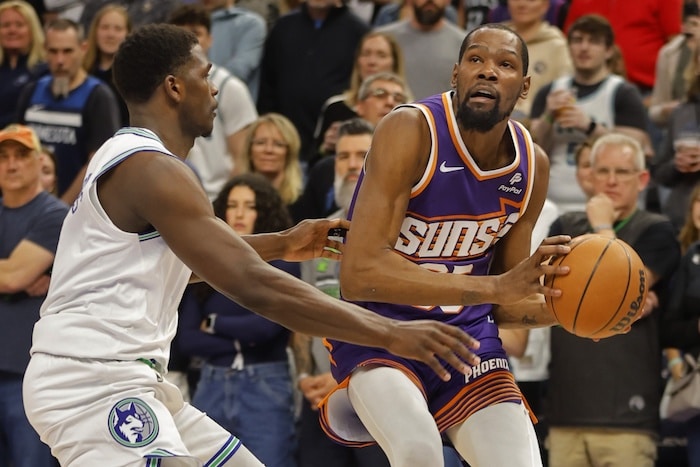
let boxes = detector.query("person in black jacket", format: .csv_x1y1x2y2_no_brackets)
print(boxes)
548,133,680,467
257,0,369,165
661,182,700,467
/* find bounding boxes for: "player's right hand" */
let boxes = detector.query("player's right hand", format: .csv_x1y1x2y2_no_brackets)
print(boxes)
383,320,481,381
494,235,571,305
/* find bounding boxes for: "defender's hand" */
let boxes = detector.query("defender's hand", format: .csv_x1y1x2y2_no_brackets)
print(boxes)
281,218,350,262
384,320,481,381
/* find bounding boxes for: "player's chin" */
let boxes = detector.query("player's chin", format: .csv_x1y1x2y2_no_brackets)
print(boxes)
201,124,214,138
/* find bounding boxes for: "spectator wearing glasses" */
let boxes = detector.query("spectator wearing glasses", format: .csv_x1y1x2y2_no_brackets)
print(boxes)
312,31,409,164
529,14,650,215
257,0,369,165
295,72,410,221
547,133,679,467
241,113,304,218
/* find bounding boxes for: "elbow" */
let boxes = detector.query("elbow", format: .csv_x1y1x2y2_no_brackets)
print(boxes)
339,259,378,302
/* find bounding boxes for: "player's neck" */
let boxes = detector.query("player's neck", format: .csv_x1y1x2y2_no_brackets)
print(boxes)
460,121,512,170
129,112,194,159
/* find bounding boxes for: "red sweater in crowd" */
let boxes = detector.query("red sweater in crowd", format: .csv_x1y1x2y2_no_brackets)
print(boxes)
564,0,682,89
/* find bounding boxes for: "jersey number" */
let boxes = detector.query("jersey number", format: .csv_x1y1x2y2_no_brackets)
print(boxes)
415,263,474,314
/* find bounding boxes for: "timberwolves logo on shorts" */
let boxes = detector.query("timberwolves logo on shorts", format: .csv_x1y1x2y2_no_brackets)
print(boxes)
108,398,159,447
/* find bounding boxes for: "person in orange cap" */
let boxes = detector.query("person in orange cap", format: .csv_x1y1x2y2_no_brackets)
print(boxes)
0,123,67,467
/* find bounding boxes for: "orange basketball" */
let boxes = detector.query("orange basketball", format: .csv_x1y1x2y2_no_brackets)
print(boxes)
544,234,648,339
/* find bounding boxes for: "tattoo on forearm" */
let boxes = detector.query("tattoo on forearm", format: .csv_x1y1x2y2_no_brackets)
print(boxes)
521,315,537,326
461,290,481,306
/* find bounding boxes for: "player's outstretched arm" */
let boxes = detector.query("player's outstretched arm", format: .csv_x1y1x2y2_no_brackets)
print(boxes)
103,151,479,381
339,109,569,308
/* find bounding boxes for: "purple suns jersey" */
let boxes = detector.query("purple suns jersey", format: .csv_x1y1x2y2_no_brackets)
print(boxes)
319,93,536,444
336,91,536,349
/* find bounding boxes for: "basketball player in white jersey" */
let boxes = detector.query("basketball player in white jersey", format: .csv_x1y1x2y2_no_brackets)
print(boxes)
21,24,486,467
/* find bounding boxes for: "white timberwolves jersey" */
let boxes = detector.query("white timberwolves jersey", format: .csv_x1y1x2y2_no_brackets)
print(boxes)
31,128,192,367
548,75,623,214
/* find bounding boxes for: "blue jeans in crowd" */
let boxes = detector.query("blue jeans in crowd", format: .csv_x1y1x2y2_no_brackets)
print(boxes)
0,375,55,467
192,361,297,467
686,415,700,467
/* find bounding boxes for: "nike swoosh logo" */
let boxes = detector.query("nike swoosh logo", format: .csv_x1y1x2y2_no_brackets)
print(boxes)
439,161,465,173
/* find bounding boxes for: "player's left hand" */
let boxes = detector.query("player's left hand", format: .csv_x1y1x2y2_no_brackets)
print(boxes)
281,218,350,262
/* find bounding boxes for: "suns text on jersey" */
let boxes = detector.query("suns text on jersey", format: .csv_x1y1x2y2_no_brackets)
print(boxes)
394,212,520,259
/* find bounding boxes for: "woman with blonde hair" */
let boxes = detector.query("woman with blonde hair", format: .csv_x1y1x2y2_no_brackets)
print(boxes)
83,3,131,126
0,0,46,127
312,30,408,161
242,113,304,213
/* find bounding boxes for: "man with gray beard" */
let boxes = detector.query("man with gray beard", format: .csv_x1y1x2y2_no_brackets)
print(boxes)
16,18,120,205
376,0,465,99
295,118,392,467
296,118,478,467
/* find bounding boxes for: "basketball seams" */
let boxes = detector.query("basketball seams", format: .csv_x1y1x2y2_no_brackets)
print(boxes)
546,235,598,333
570,238,614,335
546,234,644,339
591,242,633,336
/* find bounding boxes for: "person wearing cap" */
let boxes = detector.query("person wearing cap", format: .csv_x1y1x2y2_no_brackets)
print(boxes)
15,18,120,205
0,123,67,467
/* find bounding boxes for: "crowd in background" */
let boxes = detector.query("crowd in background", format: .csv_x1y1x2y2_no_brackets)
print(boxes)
4,0,700,466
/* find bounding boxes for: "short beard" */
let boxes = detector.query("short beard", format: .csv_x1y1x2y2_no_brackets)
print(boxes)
455,92,509,133
333,176,357,213
51,76,70,99
413,3,444,27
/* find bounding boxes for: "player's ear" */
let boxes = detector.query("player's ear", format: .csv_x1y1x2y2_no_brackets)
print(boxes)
450,63,458,89
519,76,531,100
164,74,183,103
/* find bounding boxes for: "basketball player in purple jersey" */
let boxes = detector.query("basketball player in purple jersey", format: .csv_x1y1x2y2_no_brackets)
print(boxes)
319,24,571,467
